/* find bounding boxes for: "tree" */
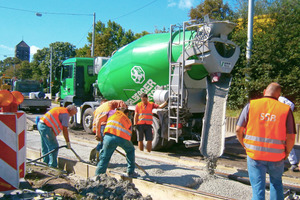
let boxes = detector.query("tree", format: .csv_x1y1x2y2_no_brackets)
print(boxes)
31,41,76,95
18,61,32,80
0,57,21,77
229,0,300,108
189,0,234,21
76,20,149,57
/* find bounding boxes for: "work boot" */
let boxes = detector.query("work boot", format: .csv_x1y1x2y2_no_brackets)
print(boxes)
127,171,140,178
291,164,299,172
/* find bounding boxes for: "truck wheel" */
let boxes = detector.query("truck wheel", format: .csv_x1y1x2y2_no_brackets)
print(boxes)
69,115,77,129
144,116,162,151
83,108,94,134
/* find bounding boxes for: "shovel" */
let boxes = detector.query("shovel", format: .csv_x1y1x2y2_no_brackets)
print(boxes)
89,147,148,175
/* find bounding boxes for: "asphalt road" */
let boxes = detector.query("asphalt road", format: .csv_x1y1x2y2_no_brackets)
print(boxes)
23,104,300,179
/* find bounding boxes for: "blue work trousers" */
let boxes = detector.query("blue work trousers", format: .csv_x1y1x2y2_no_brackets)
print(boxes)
247,156,284,200
95,133,135,175
96,125,106,151
37,122,59,168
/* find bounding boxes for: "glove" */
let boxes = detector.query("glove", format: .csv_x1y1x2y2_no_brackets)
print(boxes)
95,135,102,142
132,125,137,132
66,142,71,149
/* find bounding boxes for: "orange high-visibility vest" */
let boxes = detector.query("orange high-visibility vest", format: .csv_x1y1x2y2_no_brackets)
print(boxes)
244,97,290,161
92,102,110,133
92,100,127,133
40,107,69,136
104,110,132,141
136,102,155,125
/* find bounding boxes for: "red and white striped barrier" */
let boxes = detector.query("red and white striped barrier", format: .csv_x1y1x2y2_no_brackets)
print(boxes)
0,111,26,192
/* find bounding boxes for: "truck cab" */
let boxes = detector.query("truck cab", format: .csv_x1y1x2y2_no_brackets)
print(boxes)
60,58,97,104
60,57,109,132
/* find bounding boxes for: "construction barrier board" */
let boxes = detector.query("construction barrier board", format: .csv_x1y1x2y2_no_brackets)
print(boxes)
0,111,26,192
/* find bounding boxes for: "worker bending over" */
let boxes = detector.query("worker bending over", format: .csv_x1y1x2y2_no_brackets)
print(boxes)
37,105,77,168
134,93,167,152
236,83,296,200
95,108,138,177
92,100,127,152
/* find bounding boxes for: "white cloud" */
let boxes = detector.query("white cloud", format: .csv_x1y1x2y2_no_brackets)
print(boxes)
0,44,14,51
168,0,177,7
178,0,195,9
168,0,195,9
30,45,40,55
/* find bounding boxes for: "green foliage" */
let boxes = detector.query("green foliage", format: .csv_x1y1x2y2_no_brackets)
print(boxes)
30,41,76,95
229,0,299,108
189,0,234,21
0,57,21,77
76,20,149,57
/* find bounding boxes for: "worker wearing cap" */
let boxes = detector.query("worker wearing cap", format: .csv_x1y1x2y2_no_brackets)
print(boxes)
95,108,137,177
236,83,296,200
92,100,127,152
38,105,77,168
278,96,299,172
134,93,168,152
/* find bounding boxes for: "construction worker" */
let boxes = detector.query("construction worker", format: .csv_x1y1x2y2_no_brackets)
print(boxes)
92,100,127,152
95,108,137,177
134,93,168,152
278,96,299,172
37,105,77,168
236,83,296,200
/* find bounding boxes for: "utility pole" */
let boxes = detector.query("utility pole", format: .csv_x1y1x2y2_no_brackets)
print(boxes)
91,12,96,57
50,46,53,98
246,0,254,61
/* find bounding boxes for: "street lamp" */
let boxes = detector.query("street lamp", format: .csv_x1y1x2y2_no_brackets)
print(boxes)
35,11,96,58
36,12,96,97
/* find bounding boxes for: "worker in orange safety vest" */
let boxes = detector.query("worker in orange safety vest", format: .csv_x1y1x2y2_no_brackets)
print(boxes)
38,105,77,168
236,82,296,200
95,107,138,177
92,100,127,152
134,93,168,152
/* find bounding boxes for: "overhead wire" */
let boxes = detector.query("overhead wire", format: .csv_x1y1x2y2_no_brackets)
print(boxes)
111,0,158,20
76,25,93,47
0,5,92,16
0,0,159,48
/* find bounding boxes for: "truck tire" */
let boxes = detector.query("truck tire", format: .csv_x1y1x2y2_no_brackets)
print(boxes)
83,108,94,134
143,116,163,151
69,115,77,129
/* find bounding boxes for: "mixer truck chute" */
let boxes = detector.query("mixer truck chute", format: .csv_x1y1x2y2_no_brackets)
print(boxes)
60,18,240,155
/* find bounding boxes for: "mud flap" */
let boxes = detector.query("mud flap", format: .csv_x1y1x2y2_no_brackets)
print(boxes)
200,74,231,158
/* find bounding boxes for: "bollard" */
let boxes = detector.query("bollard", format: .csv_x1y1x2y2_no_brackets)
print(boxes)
0,90,26,192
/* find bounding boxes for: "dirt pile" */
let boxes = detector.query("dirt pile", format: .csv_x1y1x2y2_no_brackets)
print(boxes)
23,164,151,200
25,164,78,199
76,174,152,200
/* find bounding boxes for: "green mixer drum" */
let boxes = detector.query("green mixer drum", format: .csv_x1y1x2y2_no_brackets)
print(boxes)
98,31,207,105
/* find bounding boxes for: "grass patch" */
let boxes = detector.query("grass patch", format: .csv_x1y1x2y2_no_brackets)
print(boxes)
226,109,241,118
227,109,300,124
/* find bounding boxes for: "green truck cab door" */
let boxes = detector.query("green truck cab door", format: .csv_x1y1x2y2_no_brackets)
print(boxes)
60,64,74,99
75,66,85,98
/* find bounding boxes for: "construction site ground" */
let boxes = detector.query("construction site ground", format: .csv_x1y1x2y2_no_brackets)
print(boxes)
1,115,300,199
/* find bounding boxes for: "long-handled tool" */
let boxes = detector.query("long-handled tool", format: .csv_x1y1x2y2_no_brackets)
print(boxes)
27,145,67,164
89,147,148,175
115,148,148,176
27,145,89,164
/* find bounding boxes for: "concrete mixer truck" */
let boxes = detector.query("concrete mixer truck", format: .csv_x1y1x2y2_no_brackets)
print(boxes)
60,18,240,155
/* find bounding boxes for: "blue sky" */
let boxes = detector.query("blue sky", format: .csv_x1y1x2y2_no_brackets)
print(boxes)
0,0,237,61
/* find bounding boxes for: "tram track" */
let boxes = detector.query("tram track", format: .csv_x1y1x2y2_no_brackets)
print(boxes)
25,118,300,199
